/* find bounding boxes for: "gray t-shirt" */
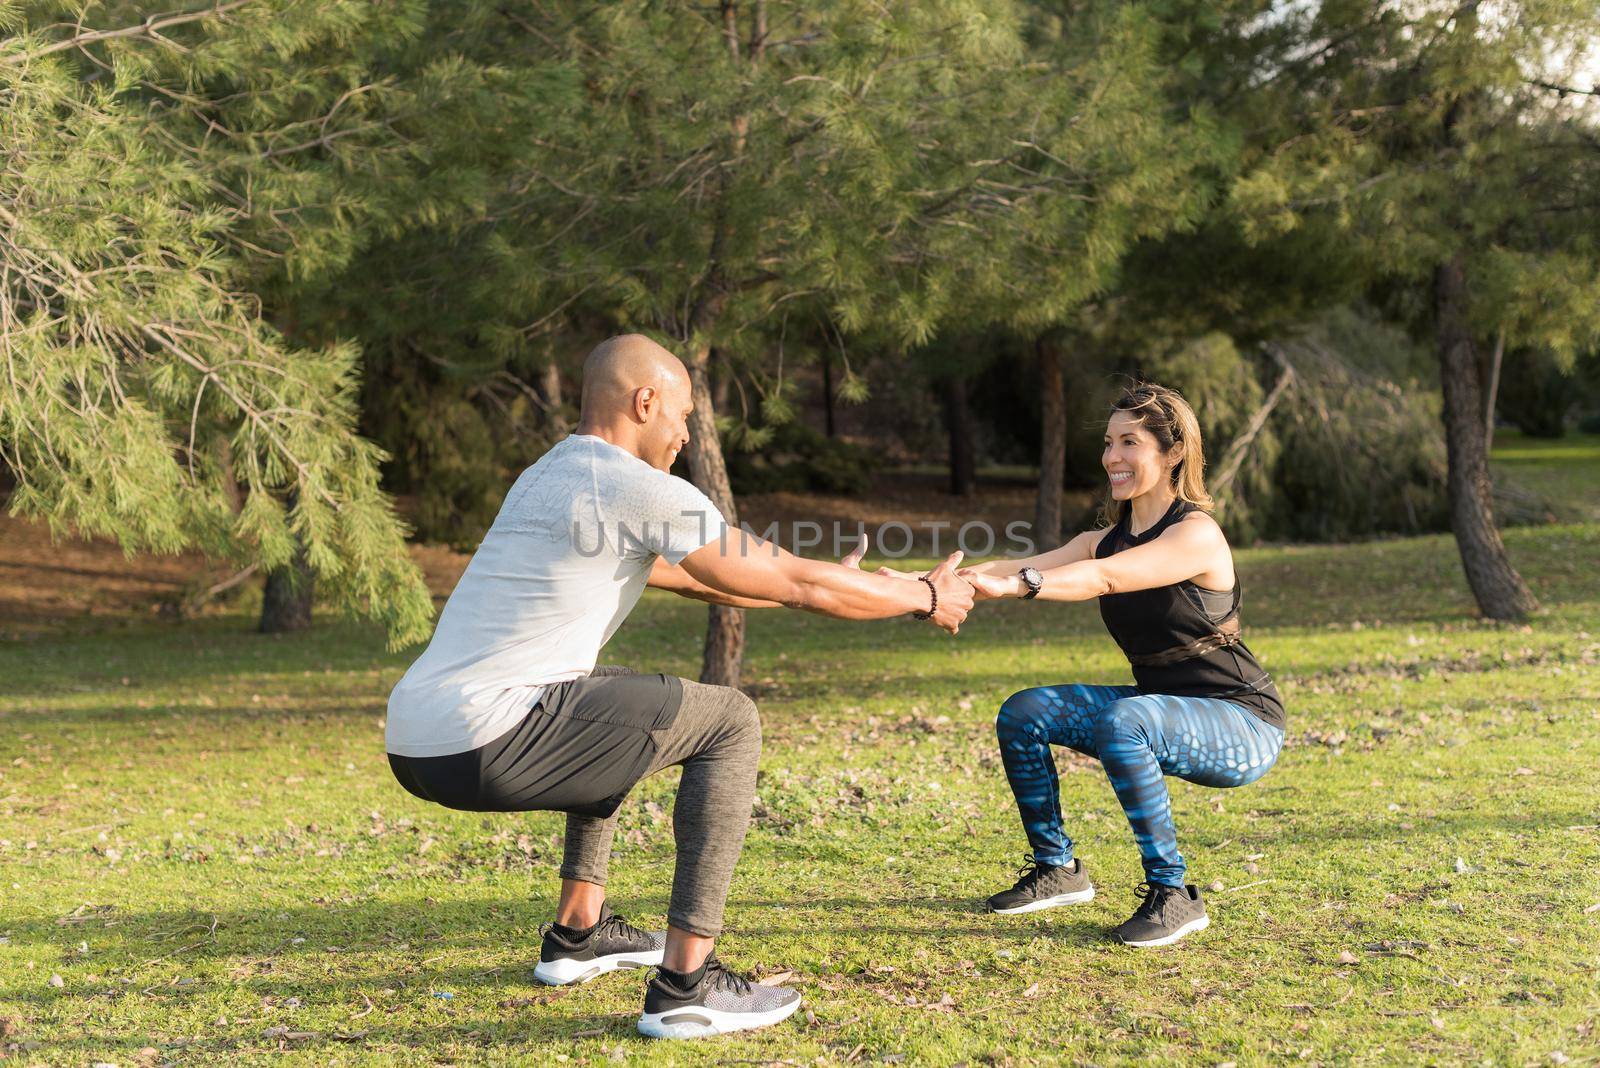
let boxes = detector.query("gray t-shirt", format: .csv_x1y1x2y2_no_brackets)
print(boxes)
385,434,727,757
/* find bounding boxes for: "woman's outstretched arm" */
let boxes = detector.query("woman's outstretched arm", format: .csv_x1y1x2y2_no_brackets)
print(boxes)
959,528,1102,576
961,514,1231,602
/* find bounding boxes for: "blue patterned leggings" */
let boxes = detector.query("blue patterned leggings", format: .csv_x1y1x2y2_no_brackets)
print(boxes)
996,684,1284,887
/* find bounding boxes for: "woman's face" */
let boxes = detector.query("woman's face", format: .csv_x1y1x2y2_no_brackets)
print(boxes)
1102,411,1178,501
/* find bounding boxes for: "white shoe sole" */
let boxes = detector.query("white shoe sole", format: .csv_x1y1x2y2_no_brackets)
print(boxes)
989,885,1096,915
533,948,664,986
1119,913,1210,947
637,994,802,1039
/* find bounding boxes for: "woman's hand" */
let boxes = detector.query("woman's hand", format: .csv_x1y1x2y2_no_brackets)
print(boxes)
958,567,1022,601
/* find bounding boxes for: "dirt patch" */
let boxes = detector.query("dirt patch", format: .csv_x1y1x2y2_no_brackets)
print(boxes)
0,513,217,640
738,471,1094,557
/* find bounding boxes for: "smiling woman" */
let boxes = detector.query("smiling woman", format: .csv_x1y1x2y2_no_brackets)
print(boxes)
957,382,1286,948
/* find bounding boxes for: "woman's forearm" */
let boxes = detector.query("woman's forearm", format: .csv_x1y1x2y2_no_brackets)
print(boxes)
973,560,1107,602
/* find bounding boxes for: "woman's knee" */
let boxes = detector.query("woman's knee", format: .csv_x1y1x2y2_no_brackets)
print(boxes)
1092,697,1155,748
996,688,1050,743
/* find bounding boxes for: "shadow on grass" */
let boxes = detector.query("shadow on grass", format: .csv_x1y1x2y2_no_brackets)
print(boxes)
6,893,1103,977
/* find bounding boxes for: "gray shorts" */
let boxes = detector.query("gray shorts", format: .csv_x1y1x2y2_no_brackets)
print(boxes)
388,671,684,819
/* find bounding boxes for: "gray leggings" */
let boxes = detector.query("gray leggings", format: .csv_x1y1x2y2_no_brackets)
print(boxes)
388,665,761,937
561,666,761,937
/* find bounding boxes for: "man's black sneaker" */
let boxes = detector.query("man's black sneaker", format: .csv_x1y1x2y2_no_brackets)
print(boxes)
637,954,801,1039
532,903,665,985
987,855,1096,915
1114,882,1210,947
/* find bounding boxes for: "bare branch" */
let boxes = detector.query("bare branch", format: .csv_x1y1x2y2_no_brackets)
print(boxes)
1525,78,1600,98
1212,347,1297,501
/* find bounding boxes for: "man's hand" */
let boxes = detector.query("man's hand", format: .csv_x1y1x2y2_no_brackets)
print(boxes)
839,534,925,582
924,551,975,634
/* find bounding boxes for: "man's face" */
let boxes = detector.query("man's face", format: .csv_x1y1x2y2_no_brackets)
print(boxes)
640,373,693,472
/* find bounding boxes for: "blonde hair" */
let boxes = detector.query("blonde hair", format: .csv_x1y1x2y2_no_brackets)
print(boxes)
1100,381,1214,527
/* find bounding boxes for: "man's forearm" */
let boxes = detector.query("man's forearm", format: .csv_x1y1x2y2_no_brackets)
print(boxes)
681,531,944,622
677,586,784,609
649,557,783,608
788,557,935,620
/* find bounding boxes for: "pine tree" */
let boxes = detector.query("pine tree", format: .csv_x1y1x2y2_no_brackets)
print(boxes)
1234,0,1600,619
1,2,435,646
429,1,1229,682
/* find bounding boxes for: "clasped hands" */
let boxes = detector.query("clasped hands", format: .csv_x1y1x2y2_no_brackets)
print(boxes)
841,537,1016,636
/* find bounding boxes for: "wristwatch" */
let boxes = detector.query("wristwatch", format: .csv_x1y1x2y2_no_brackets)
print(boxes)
1018,567,1043,600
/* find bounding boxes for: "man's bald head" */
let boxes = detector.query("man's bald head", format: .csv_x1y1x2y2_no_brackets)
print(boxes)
580,334,690,417
577,334,695,471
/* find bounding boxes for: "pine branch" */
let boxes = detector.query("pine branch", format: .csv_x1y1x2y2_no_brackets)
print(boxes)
1,1,255,66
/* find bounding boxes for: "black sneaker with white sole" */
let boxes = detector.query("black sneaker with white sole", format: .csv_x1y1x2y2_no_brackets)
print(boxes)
637,954,801,1040
987,855,1096,915
532,903,665,985
1114,882,1210,947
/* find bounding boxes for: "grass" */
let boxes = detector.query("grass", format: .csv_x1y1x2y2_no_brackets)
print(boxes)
1491,430,1600,523
4,472,1600,1064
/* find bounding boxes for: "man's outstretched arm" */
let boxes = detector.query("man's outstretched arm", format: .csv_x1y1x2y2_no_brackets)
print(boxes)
647,557,784,609
679,530,973,633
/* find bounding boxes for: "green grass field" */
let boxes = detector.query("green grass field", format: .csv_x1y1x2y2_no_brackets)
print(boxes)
4,442,1600,1065
1492,431,1600,523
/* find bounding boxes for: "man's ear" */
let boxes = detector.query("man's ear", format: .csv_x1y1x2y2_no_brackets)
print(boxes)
633,386,656,423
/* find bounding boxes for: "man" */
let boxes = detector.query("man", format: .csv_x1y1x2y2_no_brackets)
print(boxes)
386,334,973,1039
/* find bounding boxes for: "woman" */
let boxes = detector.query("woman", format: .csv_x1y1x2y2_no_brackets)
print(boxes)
958,382,1286,947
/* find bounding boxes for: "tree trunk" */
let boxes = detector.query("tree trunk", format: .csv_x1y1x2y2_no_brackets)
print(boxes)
1033,337,1066,549
260,543,314,633
820,348,836,438
1483,327,1504,454
710,346,732,415
684,328,745,689
941,376,976,497
1434,255,1538,620
538,358,568,436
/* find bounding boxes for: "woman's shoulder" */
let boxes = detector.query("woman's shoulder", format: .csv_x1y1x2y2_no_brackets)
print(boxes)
1167,508,1231,551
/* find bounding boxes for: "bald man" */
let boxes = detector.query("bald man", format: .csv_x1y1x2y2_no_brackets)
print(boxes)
385,335,973,1039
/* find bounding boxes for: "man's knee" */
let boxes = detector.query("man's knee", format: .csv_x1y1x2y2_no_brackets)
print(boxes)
703,684,761,754
727,688,762,749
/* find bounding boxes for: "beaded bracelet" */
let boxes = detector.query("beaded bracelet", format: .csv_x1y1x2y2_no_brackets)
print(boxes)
913,575,937,620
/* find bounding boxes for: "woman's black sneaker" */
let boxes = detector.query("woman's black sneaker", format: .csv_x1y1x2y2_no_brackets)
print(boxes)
987,855,1096,914
533,903,665,985
637,953,801,1039
1113,882,1210,947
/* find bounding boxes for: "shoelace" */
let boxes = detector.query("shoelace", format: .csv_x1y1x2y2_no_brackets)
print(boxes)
702,955,754,996
1012,853,1047,891
1131,882,1168,921
594,910,650,945
649,954,754,996
538,910,648,946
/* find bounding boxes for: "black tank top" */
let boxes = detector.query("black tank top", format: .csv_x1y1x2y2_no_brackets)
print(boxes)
1094,499,1286,729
